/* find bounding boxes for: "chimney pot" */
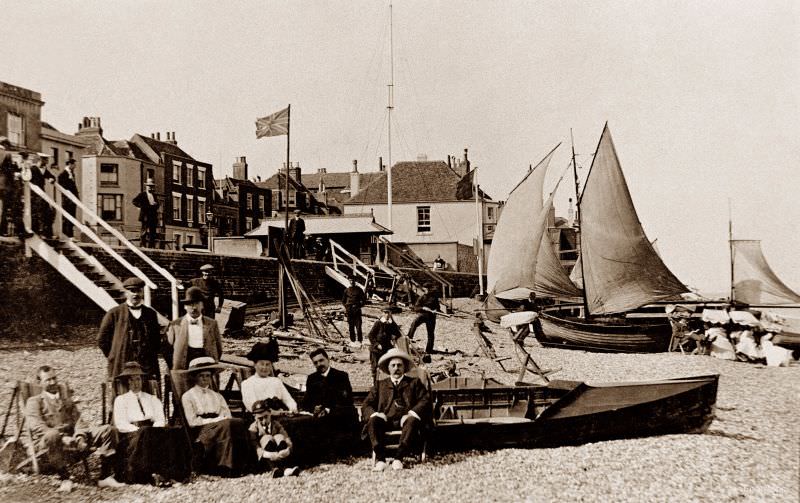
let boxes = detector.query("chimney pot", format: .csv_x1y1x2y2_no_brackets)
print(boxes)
352,159,358,172
156,132,161,141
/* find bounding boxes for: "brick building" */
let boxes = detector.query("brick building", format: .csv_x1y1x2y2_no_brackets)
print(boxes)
0,81,44,153
214,156,272,235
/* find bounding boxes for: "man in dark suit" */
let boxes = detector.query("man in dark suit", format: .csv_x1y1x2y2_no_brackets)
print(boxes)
29,154,56,237
362,348,430,471
287,209,305,258
57,158,79,238
301,348,356,426
132,178,159,248
187,263,224,319
98,277,162,382
341,276,367,346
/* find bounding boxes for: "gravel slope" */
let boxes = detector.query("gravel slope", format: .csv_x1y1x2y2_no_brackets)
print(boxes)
0,298,797,503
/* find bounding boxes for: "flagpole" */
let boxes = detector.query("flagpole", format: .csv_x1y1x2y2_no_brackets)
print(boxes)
279,104,291,329
474,167,485,296
386,2,395,240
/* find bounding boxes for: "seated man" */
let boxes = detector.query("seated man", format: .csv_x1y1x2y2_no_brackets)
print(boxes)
241,342,297,413
301,348,357,427
113,362,190,485
181,357,252,476
362,348,431,471
25,365,123,490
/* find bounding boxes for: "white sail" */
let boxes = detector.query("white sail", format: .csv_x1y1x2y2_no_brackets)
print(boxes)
732,240,800,305
579,125,687,314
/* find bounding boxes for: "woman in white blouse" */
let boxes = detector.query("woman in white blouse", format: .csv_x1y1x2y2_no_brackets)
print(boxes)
113,362,166,432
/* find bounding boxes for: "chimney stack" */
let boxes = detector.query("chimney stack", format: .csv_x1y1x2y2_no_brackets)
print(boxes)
350,159,361,197
289,162,301,183
75,116,103,136
378,156,385,172
232,156,248,180
463,148,470,176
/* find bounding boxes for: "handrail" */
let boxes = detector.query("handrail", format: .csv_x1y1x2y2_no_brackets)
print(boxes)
28,183,158,306
55,184,180,318
329,238,372,286
378,236,453,299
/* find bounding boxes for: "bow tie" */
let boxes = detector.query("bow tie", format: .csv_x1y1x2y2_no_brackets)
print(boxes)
189,319,200,325
128,304,142,311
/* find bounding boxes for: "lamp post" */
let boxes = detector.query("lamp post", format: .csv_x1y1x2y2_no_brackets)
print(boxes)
206,210,214,254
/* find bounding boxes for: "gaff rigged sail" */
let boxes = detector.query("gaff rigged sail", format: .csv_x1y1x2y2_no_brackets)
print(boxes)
579,125,687,314
731,240,800,305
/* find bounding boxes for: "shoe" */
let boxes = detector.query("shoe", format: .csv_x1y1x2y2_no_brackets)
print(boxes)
97,476,125,488
391,459,404,470
283,466,300,477
56,480,73,493
372,460,387,472
271,468,283,478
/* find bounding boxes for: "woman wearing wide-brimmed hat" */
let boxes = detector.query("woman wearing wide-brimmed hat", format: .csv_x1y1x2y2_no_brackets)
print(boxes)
240,342,297,413
113,362,191,485
166,286,223,371
180,357,252,477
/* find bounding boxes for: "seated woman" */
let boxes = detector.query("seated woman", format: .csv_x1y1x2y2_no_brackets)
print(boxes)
248,398,299,477
113,362,191,485
241,342,297,413
180,357,252,477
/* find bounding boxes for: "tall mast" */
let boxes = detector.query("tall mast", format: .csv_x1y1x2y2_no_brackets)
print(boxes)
474,167,484,295
728,199,734,304
571,128,590,320
386,2,394,238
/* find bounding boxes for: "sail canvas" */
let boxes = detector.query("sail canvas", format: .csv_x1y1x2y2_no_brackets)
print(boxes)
731,240,800,305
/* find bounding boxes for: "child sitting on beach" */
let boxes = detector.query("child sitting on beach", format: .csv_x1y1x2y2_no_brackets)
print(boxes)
248,398,299,477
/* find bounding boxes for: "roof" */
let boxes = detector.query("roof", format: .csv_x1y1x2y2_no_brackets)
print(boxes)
302,171,350,189
134,134,195,161
246,214,392,237
256,172,310,193
345,161,491,205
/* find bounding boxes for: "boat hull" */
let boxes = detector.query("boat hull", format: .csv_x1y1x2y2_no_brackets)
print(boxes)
537,307,672,353
429,374,719,453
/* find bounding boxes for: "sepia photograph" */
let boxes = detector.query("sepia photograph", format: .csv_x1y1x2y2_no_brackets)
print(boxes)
0,1,798,501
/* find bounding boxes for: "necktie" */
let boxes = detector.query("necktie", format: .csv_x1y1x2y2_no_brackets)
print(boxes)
136,395,146,417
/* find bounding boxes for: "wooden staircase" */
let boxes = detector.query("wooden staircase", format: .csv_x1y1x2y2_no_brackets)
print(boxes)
324,238,397,301
376,236,453,308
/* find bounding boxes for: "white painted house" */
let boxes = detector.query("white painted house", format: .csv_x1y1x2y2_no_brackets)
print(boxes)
343,155,500,273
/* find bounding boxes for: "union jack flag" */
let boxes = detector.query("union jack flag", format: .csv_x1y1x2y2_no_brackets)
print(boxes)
256,107,289,138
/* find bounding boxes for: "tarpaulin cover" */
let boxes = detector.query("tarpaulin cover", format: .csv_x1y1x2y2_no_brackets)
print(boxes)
500,311,539,328
729,310,760,327
702,309,730,324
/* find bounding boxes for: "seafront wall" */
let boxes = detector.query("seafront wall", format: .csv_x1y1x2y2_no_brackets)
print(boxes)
0,240,481,339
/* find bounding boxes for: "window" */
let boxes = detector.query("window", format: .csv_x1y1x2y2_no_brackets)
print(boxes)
7,113,24,146
172,163,181,184
288,191,296,206
197,167,206,189
259,195,265,216
245,217,253,232
51,148,59,167
246,193,253,210
198,199,206,224
417,206,431,233
174,233,182,249
172,194,182,220
487,207,494,221
186,235,194,245
186,196,194,223
66,150,73,161
100,164,119,186
186,164,194,187
272,191,281,210
146,168,155,181
98,194,123,221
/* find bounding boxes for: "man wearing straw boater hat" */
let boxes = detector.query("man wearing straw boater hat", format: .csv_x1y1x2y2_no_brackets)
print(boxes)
362,348,430,471
99,277,163,381
132,177,159,248
181,357,251,476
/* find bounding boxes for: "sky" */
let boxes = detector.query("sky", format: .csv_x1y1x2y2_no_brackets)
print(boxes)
4,0,799,296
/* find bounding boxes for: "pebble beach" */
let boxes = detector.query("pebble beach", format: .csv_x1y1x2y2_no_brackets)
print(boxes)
0,299,797,503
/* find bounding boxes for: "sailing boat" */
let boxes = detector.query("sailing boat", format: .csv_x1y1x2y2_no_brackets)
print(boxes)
488,124,688,352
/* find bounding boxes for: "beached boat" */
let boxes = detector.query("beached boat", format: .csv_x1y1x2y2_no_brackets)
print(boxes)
486,125,688,352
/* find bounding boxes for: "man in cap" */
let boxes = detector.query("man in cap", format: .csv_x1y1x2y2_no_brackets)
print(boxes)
132,178,159,248
98,277,163,381
25,365,123,490
362,348,430,471
180,357,251,477
166,286,223,372
407,286,442,354
341,275,367,347
241,341,297,413
287,209,306,258
187,264,224,318
57,158,79,239
367,304,402,381
302,348,356,425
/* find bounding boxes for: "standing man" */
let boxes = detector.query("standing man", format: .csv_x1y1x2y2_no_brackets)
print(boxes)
287,209,305,258
166,287,223,371
366,304,402,381
301,348,357,426
57,158,79,239
362,348,430,471
406,287,442,354
25,365,123,489
341,276,367,346
132,178,159,248
188,264,224,318
98,277,163,381
29,153,56,237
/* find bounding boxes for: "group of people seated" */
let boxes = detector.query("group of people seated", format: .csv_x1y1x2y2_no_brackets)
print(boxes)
24,338,432,490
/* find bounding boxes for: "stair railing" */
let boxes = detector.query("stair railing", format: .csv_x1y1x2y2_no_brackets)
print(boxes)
54,184,180,319
377,236,453,302
329,238,373,290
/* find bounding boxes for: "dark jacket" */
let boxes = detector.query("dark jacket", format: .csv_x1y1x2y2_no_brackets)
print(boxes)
29,165,55,189
415,292,440,314
57,169,79,198
188,276,224,314
98,303,162,380
132,190,159,224
341,286,366,311
301,367,356,422
287,216,305,241
367,319,402,356
362,374,430,423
